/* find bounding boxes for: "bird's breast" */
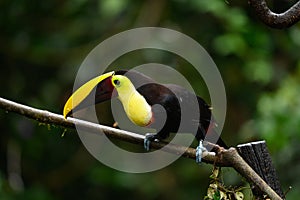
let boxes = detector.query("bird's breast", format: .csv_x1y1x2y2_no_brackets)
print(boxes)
122,92,152,127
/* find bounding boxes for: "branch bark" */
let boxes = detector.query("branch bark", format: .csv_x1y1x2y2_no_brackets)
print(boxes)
249,0,300,28
237,142,285,198
0,97,283,200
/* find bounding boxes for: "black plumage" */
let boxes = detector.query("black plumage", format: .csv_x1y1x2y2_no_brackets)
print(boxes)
98,70,228,148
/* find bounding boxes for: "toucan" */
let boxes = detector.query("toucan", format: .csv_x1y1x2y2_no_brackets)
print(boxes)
63,70,227,162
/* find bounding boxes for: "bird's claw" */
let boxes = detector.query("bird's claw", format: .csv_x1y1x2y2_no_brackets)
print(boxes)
144,133,157,151
196,140,207,164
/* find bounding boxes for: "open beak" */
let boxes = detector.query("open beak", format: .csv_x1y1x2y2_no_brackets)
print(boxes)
63,71,115,118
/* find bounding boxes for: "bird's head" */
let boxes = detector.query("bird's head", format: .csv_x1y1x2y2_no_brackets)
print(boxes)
111,75,136,97
63,71,150,123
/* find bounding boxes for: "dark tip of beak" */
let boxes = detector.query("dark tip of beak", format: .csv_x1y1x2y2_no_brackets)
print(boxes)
65,110,73,118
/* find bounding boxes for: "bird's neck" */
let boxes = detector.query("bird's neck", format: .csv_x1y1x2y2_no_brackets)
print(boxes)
117,87,152,127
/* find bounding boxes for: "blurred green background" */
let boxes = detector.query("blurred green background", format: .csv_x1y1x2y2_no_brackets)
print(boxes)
1,0,300,199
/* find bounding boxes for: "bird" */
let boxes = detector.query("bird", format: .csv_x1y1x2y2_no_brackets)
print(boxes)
63,69,227,163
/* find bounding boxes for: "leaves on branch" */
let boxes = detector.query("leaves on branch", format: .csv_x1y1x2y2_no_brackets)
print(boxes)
205,167,246,200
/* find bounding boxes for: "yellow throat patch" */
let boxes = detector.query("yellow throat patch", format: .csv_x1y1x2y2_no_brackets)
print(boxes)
112,75,152,127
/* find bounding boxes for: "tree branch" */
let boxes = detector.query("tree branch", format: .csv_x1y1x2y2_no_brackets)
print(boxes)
249,0,300,28
0,97,283,200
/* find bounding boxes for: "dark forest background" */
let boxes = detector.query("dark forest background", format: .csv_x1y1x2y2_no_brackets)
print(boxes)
1,0,300,199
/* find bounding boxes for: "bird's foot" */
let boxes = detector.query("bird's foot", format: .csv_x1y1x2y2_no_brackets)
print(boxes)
196,140,207,164
144,133,158,151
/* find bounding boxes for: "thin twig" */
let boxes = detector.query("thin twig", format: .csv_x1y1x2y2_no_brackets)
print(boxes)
249,0,300,28
0,97,218,163
0,97,283,200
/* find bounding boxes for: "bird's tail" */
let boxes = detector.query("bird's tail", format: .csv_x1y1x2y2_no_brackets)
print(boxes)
206,122,228,149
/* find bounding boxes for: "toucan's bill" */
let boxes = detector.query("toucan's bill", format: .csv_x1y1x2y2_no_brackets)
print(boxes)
63,71,114,118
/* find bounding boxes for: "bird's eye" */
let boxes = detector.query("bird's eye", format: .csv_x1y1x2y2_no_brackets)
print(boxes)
114,79,120,86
